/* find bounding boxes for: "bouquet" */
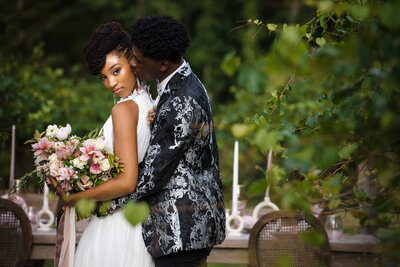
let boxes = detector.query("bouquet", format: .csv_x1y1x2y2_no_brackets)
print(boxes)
17,123,124,216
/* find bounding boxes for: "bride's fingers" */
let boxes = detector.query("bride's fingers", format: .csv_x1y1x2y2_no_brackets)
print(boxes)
48,177,57,188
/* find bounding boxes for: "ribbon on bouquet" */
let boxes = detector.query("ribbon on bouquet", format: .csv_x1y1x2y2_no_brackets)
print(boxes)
56,206,76,267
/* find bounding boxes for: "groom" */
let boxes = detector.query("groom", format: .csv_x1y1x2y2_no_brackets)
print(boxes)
110,16,226,266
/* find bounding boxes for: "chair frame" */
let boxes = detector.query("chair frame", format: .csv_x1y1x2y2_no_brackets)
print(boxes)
0,198,33,266
249,210,330,267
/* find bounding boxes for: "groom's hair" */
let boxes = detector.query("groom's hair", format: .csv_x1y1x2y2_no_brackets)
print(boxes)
84,22,132,75
130,15,190,63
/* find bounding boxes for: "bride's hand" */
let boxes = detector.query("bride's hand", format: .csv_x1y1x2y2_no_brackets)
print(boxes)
46,176,70,204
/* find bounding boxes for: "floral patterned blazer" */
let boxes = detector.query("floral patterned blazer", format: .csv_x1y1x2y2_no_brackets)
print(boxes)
109,62,226,258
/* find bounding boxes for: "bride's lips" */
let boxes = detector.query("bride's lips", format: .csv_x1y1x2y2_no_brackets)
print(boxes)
113,88,123,94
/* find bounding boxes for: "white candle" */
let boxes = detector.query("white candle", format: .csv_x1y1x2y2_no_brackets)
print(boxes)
232,141,239,215
9,125,16,189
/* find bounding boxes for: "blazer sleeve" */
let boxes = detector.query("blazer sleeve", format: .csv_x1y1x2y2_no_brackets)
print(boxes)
111,95,204,208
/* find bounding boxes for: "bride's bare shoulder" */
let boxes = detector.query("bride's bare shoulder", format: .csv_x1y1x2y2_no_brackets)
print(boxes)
111,100,139,123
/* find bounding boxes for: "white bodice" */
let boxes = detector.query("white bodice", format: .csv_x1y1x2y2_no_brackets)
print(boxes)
101,88,154,163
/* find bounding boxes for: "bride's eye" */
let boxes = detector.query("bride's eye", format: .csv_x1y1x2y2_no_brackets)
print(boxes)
99,75,106,81
112,68,120,76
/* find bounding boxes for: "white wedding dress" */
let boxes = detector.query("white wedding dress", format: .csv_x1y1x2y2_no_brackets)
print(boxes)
74,87,155,267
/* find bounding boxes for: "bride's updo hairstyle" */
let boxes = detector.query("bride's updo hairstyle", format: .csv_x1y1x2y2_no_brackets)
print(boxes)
84,22,132,75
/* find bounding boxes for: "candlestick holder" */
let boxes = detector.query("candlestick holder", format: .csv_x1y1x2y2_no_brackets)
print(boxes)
226,210,245,236
38,183,55,231
252,149,279,221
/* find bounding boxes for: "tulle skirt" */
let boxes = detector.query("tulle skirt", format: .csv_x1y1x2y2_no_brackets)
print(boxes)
74,210,154,267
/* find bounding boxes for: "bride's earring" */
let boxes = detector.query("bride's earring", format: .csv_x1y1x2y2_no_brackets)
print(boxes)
113,94,116,106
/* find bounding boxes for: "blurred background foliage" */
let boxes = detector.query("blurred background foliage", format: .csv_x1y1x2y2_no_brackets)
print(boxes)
0,0,314,196
1,0,400,264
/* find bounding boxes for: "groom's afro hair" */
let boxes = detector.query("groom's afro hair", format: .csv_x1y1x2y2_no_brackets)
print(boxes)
130,16,190,63
83,22,132,75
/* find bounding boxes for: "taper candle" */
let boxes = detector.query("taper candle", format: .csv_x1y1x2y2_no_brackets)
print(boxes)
232,141,239,215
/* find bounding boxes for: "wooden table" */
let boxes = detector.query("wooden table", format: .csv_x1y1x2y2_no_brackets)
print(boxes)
207,233,381,265
30,229,82,260
31,230,381,265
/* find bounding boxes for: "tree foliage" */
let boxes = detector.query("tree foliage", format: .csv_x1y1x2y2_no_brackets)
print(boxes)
222,0,400,263
0,0,311,187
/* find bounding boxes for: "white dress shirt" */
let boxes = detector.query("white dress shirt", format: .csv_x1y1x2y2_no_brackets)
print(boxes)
154,60,186,106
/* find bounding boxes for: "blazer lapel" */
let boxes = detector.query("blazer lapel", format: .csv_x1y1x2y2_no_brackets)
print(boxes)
156,62,193,110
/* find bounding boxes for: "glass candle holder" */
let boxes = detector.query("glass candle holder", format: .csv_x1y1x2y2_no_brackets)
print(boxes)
325,214,343,240
28,206,39,232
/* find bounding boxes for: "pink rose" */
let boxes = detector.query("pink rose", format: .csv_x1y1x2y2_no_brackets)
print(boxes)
146,107,157,124
60,181,73,192
90,163,102,174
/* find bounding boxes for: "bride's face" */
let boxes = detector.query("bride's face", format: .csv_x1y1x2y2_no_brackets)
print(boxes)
100,52,136,98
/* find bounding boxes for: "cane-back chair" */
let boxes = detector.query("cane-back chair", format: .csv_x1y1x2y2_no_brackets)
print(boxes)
249,210,330,267
0,198,33,266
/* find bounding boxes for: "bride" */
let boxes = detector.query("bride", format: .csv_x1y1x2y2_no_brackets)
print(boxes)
49,22,155,266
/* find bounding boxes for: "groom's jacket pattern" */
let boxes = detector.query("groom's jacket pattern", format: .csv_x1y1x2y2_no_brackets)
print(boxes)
110,62,226,258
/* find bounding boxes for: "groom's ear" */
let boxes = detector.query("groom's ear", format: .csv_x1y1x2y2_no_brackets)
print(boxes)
159,60,170,72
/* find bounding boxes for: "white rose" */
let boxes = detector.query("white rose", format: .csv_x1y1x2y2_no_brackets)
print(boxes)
94,138,105,150
46,125,58,138
73,158,86,169
92,153,105,164
34,153,48,166
48,153,58,164
49,162,60,177
100,158,111,172
53,141,64,150
69,136,79,146
55,124,72,140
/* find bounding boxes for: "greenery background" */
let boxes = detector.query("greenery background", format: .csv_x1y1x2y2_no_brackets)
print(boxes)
1,0,400,265
0,0,314,203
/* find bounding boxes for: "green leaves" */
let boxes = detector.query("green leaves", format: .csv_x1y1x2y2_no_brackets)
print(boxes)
219,0,400,261
379,2,400,31
123,201,150,226
253,129,281,155
221,50,241,77
231,124,252,138
300,229,326,246
76,198,96,219
338,143,358,160
266,23,277,32
328,199,341,210
315,37,327,47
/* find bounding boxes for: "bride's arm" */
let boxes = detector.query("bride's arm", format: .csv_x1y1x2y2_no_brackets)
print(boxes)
53,100,139,204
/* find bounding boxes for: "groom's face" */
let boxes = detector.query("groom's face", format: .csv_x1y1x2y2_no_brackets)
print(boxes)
130,45,160,82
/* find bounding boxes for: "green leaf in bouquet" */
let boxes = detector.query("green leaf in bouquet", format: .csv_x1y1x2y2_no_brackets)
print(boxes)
95,179,105,187
123,201,150,226
76,198,96,219
109,154,124,174
9,169,42,194
25,129,45,144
